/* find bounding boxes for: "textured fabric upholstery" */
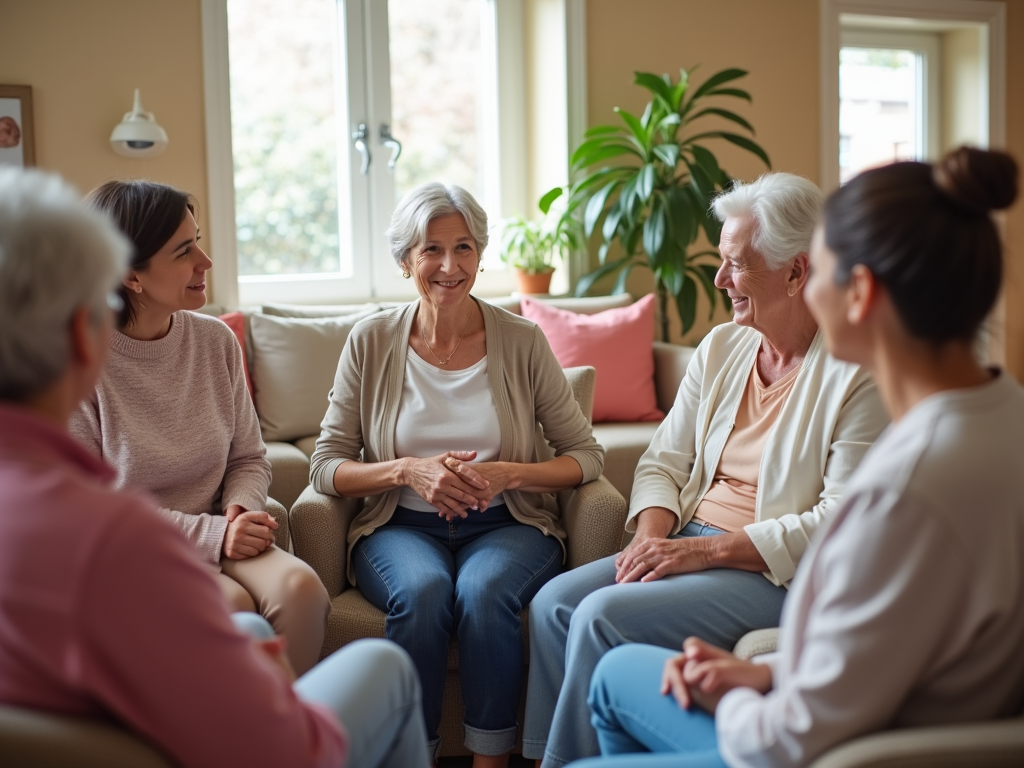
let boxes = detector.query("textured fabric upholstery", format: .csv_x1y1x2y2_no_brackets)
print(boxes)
0,705,173,768
731,629,1024,768
289,366,627,756
265,496,289,551
265,441,312,511
591,422,661,504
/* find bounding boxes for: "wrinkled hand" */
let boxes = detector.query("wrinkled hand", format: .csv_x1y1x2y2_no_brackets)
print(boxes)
404,451,490,521
222,510,277,560
661,637,772,713
443,458,517,513
255,635,296,683
616,535,713,583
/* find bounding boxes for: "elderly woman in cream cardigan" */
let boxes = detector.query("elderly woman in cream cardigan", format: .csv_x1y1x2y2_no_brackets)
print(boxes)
310,182,604,768
523,172,890,768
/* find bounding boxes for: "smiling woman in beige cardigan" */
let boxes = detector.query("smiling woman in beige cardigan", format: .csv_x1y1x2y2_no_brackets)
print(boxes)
310,182,604,768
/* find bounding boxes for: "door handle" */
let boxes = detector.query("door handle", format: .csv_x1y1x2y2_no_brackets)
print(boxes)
380,124,402,170
353,123,371,175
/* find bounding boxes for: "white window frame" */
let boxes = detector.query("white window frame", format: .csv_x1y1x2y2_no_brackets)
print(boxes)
201,0,547,308
820,0,1006,193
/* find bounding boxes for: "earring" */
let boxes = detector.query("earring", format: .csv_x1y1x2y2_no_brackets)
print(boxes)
479,265,485,273
402,271,411,279
134,286,142,294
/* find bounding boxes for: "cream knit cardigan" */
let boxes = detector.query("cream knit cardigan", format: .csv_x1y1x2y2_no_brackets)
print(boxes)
310,299,605,584
629,322,888,587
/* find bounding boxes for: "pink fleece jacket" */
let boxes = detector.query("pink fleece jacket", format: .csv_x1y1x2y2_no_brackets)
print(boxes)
0,403,346,768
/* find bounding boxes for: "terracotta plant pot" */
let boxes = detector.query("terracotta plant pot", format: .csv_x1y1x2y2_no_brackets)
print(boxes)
516,270,554,295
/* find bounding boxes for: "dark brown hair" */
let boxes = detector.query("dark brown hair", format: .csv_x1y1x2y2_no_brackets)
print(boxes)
84,180,197,327
823,146,1018,344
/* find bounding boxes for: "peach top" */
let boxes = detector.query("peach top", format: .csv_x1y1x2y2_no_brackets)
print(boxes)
693,364,801,532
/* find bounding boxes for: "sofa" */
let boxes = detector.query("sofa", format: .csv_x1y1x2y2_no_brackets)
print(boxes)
198,293,696,511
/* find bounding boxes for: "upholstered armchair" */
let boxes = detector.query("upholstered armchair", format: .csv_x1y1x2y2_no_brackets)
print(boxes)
288,365,629,757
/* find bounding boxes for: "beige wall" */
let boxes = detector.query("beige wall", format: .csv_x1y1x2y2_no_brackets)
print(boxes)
0,0,209,229
3,0,1023,377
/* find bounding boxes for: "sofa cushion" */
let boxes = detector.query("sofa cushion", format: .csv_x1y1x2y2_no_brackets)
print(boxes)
251,311,375,442
216,312,253,398
521,294,663,424
262,302,381,318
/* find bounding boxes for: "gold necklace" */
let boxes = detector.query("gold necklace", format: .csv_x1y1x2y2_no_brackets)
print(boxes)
419,306,475,365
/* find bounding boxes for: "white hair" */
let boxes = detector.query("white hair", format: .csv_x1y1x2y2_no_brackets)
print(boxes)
0,168,129,400
385,182,489,267
712,172,823,270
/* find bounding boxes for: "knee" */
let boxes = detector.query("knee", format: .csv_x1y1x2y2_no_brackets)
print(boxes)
567,590,620,649
351,638,421,703
282,564,330,614
393,571,453,619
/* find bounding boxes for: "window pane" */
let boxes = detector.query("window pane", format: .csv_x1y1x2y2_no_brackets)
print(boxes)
387,0,488,206
228,0,343,276
839,47,920,183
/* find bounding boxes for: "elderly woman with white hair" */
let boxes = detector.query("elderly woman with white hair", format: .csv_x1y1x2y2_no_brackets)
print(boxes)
310,182,604,767
0,168,430,768
522,172,890,768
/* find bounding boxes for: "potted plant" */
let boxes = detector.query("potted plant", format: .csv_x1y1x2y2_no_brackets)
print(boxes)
499,188,584,295
560,67,771,341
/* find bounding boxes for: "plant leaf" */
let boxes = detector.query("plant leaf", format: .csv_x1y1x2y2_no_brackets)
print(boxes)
612,259,640,294
538,186,563,215
583,124,621,138
602,201,624,242
615,107,648,145
665,186,696,247
640,100,654,129
687,68,748,103
689,145,723,185
690,263,719,320
571,140,639,170
705,87,752,101
634,71,675,108
584,180,618,238
637,163,657,202
676,272,699,335
682,132,771,167
653,144,680,168
575,254,634,296
671,67,690,111
686,107,755,134
642,194,667,258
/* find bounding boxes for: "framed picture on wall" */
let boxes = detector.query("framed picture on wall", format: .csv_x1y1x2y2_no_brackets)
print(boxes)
0,85,35,168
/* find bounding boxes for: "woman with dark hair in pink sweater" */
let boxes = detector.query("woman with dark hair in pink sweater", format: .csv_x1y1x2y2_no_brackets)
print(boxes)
69,180,329,676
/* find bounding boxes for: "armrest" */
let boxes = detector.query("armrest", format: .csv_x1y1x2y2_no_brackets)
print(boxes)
810,718,1024,768
265,496,289,551
560,475,628,569
652,341,696,415
733,628,779,660
288,486,360,598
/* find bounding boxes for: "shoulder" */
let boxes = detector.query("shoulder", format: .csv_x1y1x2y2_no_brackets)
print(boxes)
346,303,409,347
480,299,543,348
182,310,239,350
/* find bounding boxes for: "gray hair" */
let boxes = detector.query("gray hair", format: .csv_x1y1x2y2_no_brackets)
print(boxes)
0,168,129,401
385,182,489,267
712,172,823,270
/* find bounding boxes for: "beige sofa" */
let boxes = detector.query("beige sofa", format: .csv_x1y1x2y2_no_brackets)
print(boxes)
199,293,696,511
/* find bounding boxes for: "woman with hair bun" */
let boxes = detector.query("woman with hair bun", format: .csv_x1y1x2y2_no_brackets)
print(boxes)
569,147,1024,768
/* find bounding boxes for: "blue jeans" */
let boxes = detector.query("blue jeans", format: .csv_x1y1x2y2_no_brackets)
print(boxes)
231,613,428,768
524,521,787,767
566,644,727,768
352,504,563,756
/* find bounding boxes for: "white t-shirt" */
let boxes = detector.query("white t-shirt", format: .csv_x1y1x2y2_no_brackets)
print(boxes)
394,348,503,512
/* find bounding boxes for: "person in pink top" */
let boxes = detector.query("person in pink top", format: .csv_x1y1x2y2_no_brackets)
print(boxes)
0,167,428,768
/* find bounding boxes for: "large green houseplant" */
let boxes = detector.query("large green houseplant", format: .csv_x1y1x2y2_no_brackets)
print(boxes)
558,67,771,341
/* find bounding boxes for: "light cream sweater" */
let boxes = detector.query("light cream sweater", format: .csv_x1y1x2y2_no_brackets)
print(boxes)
630,322,888,587
310,299,605,584
69,311,271,565
719,372,1024,767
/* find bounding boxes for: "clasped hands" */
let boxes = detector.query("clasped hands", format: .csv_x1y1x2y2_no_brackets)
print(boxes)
404,450,515,521
661,637,772,714
223,504,278,560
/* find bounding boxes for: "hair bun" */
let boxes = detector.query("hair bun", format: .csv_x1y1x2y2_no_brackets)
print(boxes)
933,146,1018,214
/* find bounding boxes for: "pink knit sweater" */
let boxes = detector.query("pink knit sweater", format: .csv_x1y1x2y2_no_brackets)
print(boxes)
69,311,271,564
0,404,346,768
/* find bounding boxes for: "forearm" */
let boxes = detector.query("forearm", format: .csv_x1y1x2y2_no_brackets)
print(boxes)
331,457,408,498
155,507,228,565
504,455,583,493
705,531,768,571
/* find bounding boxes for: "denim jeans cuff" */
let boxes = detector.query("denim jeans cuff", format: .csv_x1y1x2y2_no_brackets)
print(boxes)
521,738,546,760
464,722,518,755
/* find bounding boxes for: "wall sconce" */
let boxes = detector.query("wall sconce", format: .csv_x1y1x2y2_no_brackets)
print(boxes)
110,89,168,158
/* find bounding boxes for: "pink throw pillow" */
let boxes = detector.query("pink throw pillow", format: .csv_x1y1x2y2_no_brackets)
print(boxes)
521,294,663,423
218,312,254,399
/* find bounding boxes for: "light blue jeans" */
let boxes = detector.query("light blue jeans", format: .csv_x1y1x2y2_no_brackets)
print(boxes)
352,504,563,758
566,644,727,768
524,521,787,767
232,613,427,768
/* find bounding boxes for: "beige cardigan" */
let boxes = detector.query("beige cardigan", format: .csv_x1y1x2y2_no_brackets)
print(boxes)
310,299,605,583
630,322,888,587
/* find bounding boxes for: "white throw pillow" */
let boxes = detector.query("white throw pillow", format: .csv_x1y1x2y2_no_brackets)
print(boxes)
262,302,381,318
250,311,376,442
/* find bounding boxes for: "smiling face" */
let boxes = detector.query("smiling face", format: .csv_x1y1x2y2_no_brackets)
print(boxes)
714,216,797,335
404,212,479,307
125,210,212,320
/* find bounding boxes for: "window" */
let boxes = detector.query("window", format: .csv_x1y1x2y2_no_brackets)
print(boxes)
205,0,527,306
